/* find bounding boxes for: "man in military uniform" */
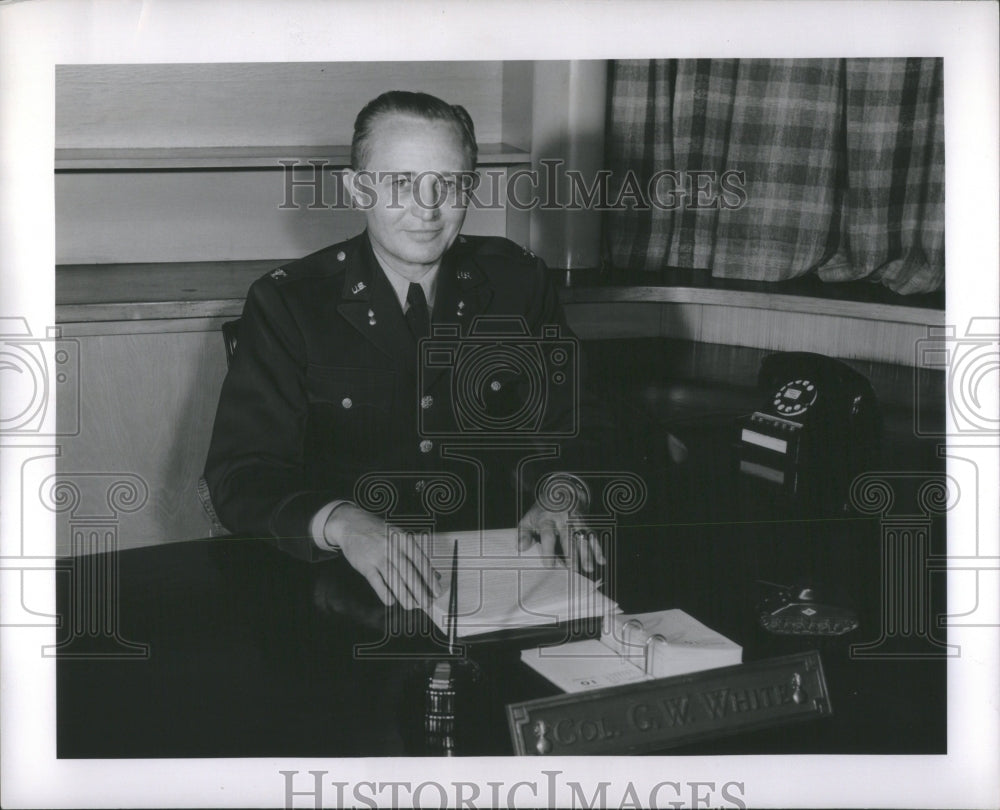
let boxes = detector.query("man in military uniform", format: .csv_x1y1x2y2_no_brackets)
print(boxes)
204,91,611,610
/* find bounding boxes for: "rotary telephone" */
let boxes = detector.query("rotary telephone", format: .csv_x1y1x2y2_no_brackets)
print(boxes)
736,352,881,506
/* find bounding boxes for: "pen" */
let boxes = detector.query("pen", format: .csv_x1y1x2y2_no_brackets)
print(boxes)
447,539,458,655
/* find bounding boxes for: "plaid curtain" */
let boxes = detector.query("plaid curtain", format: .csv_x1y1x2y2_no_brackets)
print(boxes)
605,59,944,294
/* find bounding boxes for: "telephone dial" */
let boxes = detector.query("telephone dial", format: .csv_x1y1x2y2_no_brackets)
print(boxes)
736,352,881,508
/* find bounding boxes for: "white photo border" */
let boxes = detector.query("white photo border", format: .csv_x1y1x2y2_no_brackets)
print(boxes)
1,1,997,808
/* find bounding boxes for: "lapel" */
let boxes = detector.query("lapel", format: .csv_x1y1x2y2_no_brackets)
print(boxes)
336,235,416,372
336,233,497,386
422,237,495,392
432,237,495,330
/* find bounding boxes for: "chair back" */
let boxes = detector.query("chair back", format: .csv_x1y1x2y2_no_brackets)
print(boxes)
222,319,241,368
198,317,242,537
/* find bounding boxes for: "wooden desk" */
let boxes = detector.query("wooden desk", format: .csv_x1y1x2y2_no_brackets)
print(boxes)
57,446,947,758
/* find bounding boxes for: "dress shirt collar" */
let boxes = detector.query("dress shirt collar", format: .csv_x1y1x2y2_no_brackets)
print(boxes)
368,240,439,315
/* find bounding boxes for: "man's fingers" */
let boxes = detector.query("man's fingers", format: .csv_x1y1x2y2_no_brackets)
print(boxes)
402,531,443,599
384,559,416,610
365,570,395,606
538,521,560,567
388,532,443,609
570,530,592,573
589,531,606,566
400,555,439,609
386,537,432,610
567,528,604,576
517,514,534,551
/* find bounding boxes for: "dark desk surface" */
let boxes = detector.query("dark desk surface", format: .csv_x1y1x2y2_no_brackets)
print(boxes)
57,454,947,758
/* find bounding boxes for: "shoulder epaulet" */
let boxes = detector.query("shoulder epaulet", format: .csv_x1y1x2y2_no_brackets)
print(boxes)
263,239,356,285
463,235,538,264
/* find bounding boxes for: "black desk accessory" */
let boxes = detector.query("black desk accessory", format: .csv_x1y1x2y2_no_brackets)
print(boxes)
448,539,458,654
757,580,859,636
422,540,486,755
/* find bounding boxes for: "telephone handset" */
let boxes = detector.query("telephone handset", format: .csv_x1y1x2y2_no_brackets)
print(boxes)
737,352,880,505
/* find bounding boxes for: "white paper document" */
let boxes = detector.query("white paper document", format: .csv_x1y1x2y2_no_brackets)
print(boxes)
521,609,742,693
427,529,620,637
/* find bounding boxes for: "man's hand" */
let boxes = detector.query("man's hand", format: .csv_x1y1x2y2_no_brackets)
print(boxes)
321,504,442,609
517,499,605,575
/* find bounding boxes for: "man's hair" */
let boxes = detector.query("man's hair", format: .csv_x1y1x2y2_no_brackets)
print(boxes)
350,90,478,170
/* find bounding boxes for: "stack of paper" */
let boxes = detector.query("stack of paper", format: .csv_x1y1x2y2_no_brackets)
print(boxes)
520,638,649,692
602,609,742,676
521,608,741,693
426,529,619,637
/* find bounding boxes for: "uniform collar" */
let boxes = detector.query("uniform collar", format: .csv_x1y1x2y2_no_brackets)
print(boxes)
335,232,495,370
335,235,414,368
339,232,490,303
338,233,376,303
378,255,440,314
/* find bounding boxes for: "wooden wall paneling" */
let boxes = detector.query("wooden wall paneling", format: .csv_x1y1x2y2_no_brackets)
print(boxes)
54,261,941,369
50,307,942,552
563,302,662,339
561,285,941,326
57,301,245,324
55,330,227,552
57,262,274,307
58,318,233,339
693,305,928,366
56,62,505,149
659,302,703,341
56,169,512,265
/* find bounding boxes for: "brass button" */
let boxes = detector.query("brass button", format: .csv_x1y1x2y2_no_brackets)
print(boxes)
490,380,501,392
420,395,433,410
341,397,353,409
419,439,434,454
337,251,346,261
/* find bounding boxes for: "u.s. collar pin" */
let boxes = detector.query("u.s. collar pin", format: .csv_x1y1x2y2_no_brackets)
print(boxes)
270,268,287,279
352,281,367,295
457,270,472,280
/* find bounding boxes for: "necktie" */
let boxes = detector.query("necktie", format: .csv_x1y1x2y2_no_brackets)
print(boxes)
405,282,431,340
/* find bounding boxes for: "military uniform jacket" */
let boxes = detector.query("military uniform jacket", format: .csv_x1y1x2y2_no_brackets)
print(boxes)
204,232,610,543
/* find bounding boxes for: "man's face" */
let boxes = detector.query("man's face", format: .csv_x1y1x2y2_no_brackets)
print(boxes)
346,114,472,280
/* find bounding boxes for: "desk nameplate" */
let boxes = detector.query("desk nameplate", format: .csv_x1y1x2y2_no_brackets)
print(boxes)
507,651,830,755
